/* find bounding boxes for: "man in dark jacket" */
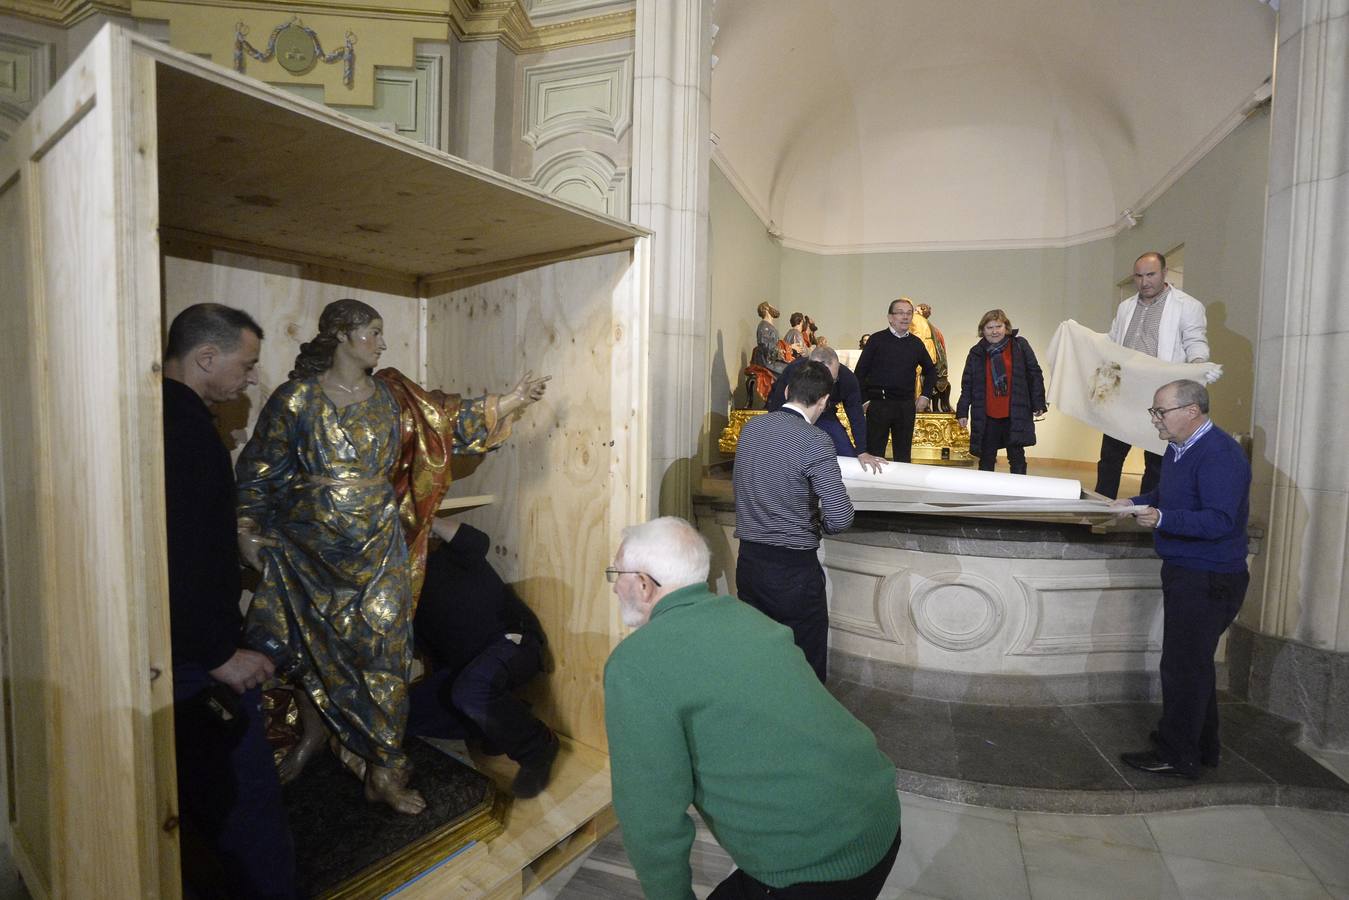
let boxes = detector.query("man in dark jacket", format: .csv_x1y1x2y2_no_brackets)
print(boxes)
956,309,1047,474
853,297,938,462
767,345,886,473
412,517,558,797
163,303,295,899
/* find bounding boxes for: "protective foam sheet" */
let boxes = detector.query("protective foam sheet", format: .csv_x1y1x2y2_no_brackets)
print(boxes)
838,456,1083,500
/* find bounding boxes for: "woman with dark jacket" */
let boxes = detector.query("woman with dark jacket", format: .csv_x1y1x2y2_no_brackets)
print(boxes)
957,309,1046,474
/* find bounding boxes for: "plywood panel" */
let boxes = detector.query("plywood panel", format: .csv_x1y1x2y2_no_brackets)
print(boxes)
161,246,423,455
426,252,638,752
0,26,170,898
147,48,644,281
0,147,54,898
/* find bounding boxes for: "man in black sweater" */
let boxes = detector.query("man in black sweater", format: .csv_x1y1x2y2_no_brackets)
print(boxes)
853,297,938,462
163,303,295,899
412,517,558,798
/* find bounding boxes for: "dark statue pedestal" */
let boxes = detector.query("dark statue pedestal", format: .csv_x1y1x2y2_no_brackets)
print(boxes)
284,737,506,898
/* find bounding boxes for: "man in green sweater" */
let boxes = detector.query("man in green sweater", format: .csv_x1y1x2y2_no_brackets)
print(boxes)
603,517,902,899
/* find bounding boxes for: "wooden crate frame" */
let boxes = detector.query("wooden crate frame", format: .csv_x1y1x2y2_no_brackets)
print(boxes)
0,24,648,899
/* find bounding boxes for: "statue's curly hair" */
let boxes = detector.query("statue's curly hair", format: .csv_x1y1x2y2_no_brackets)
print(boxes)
290,298,382,379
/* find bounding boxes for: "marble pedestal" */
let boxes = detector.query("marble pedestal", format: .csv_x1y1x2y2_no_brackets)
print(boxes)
696,502,1165,700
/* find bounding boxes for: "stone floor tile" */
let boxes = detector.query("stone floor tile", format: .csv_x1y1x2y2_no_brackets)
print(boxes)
881,800,1029,900
1066,702,1273,791
1015,810,1157,851
1019,827,1181,900
900,790,1017,824
833,681,961,779
949,703,1127,791
1265,807,1349,888
1162,854,1331,899
1144,807,1316,879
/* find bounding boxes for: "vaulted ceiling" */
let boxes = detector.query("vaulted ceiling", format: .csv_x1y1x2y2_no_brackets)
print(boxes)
709,0,1277,251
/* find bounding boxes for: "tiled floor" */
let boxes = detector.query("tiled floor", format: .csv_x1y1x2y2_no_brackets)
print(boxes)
546,791,1349,900
829,679,1349,814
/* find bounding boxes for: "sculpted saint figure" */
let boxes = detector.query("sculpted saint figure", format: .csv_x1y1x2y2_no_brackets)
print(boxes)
236,298,547,814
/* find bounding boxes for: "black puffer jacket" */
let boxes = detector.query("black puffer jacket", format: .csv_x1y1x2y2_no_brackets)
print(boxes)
956,331,1046,454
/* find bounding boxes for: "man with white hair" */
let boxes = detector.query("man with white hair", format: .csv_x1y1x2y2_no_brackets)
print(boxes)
603,517,902,900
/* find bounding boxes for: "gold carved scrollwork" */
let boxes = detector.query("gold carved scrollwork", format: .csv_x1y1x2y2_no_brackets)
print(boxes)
718,407,974,465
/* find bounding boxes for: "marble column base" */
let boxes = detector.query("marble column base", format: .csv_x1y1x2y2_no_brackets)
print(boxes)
1226,623,1349,751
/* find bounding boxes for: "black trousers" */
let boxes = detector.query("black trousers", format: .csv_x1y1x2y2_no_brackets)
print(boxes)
1095,433,1161,499
736,540,829,682
1155,563,1249,776
865,397,916,462
976,416,1027,474
174,665,296,900
709,824,902,899
408,634,552,765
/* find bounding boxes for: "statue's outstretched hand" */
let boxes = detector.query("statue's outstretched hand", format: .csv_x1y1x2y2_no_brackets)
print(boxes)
502,372,551,415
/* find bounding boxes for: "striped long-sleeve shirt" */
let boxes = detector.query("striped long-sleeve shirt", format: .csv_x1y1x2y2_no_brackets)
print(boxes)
733,407,854,550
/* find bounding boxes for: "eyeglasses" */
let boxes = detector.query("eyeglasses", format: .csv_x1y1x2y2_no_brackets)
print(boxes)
605,567,662,587
1147,404,1192,419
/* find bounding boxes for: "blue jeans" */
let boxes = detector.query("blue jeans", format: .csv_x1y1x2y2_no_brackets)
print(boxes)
736,541,829,682
173,664,296,899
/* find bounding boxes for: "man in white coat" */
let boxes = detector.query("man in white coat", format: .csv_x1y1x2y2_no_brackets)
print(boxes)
1095,251,1210,498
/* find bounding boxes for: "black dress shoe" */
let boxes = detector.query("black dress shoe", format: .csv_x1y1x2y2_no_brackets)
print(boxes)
1121,750,1198,779
1149,730,1220,768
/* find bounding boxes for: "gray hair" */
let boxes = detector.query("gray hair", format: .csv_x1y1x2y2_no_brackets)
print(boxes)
618,517,710,589
165,303,264,360
808,345,839,367
1162,379,1209,414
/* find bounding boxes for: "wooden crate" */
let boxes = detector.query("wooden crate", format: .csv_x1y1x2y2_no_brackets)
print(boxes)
0,24,647,899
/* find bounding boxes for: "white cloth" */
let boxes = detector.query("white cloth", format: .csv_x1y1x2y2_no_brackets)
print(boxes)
1045,320,1222,453
838,456,1081,500
1108,286,1209,363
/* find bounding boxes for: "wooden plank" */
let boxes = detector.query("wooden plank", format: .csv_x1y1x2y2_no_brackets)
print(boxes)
0,118,55,900
0,26,166,899
395,739,612,899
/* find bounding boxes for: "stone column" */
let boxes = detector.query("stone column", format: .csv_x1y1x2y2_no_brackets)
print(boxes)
1238,0,1349,745
630,0,713,518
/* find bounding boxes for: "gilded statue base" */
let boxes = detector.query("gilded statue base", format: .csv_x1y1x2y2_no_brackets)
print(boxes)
283,736,507,898
719,408,974,466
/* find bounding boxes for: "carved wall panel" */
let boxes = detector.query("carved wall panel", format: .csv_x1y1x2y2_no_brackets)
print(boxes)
0,34,52,143
529,148,628,215
521,51,631,147
278,54,444,150
1007,573,1163,656
820,546,907,643
906,572,1006,651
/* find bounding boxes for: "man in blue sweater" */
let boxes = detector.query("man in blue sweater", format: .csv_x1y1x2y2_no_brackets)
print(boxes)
1114,379,1250,779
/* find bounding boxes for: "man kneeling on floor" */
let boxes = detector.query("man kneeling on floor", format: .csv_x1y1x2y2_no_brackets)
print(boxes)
603,516,902,900
411,517,559,798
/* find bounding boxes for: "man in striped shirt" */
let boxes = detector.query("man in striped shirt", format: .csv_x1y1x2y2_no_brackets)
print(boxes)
1096,251,1210,498
733,361,854,682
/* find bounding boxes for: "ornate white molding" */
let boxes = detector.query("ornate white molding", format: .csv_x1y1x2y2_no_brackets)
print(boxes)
523,0,633,24
450,0,634,51
907,572,1005,652
0,34,52,143
529,148,628,217
821,550,907,643
521,51,631,149
1007,573,1162,657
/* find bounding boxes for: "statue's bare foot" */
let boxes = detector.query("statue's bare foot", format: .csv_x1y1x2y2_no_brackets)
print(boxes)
365,764,427,816
277,689,327,784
